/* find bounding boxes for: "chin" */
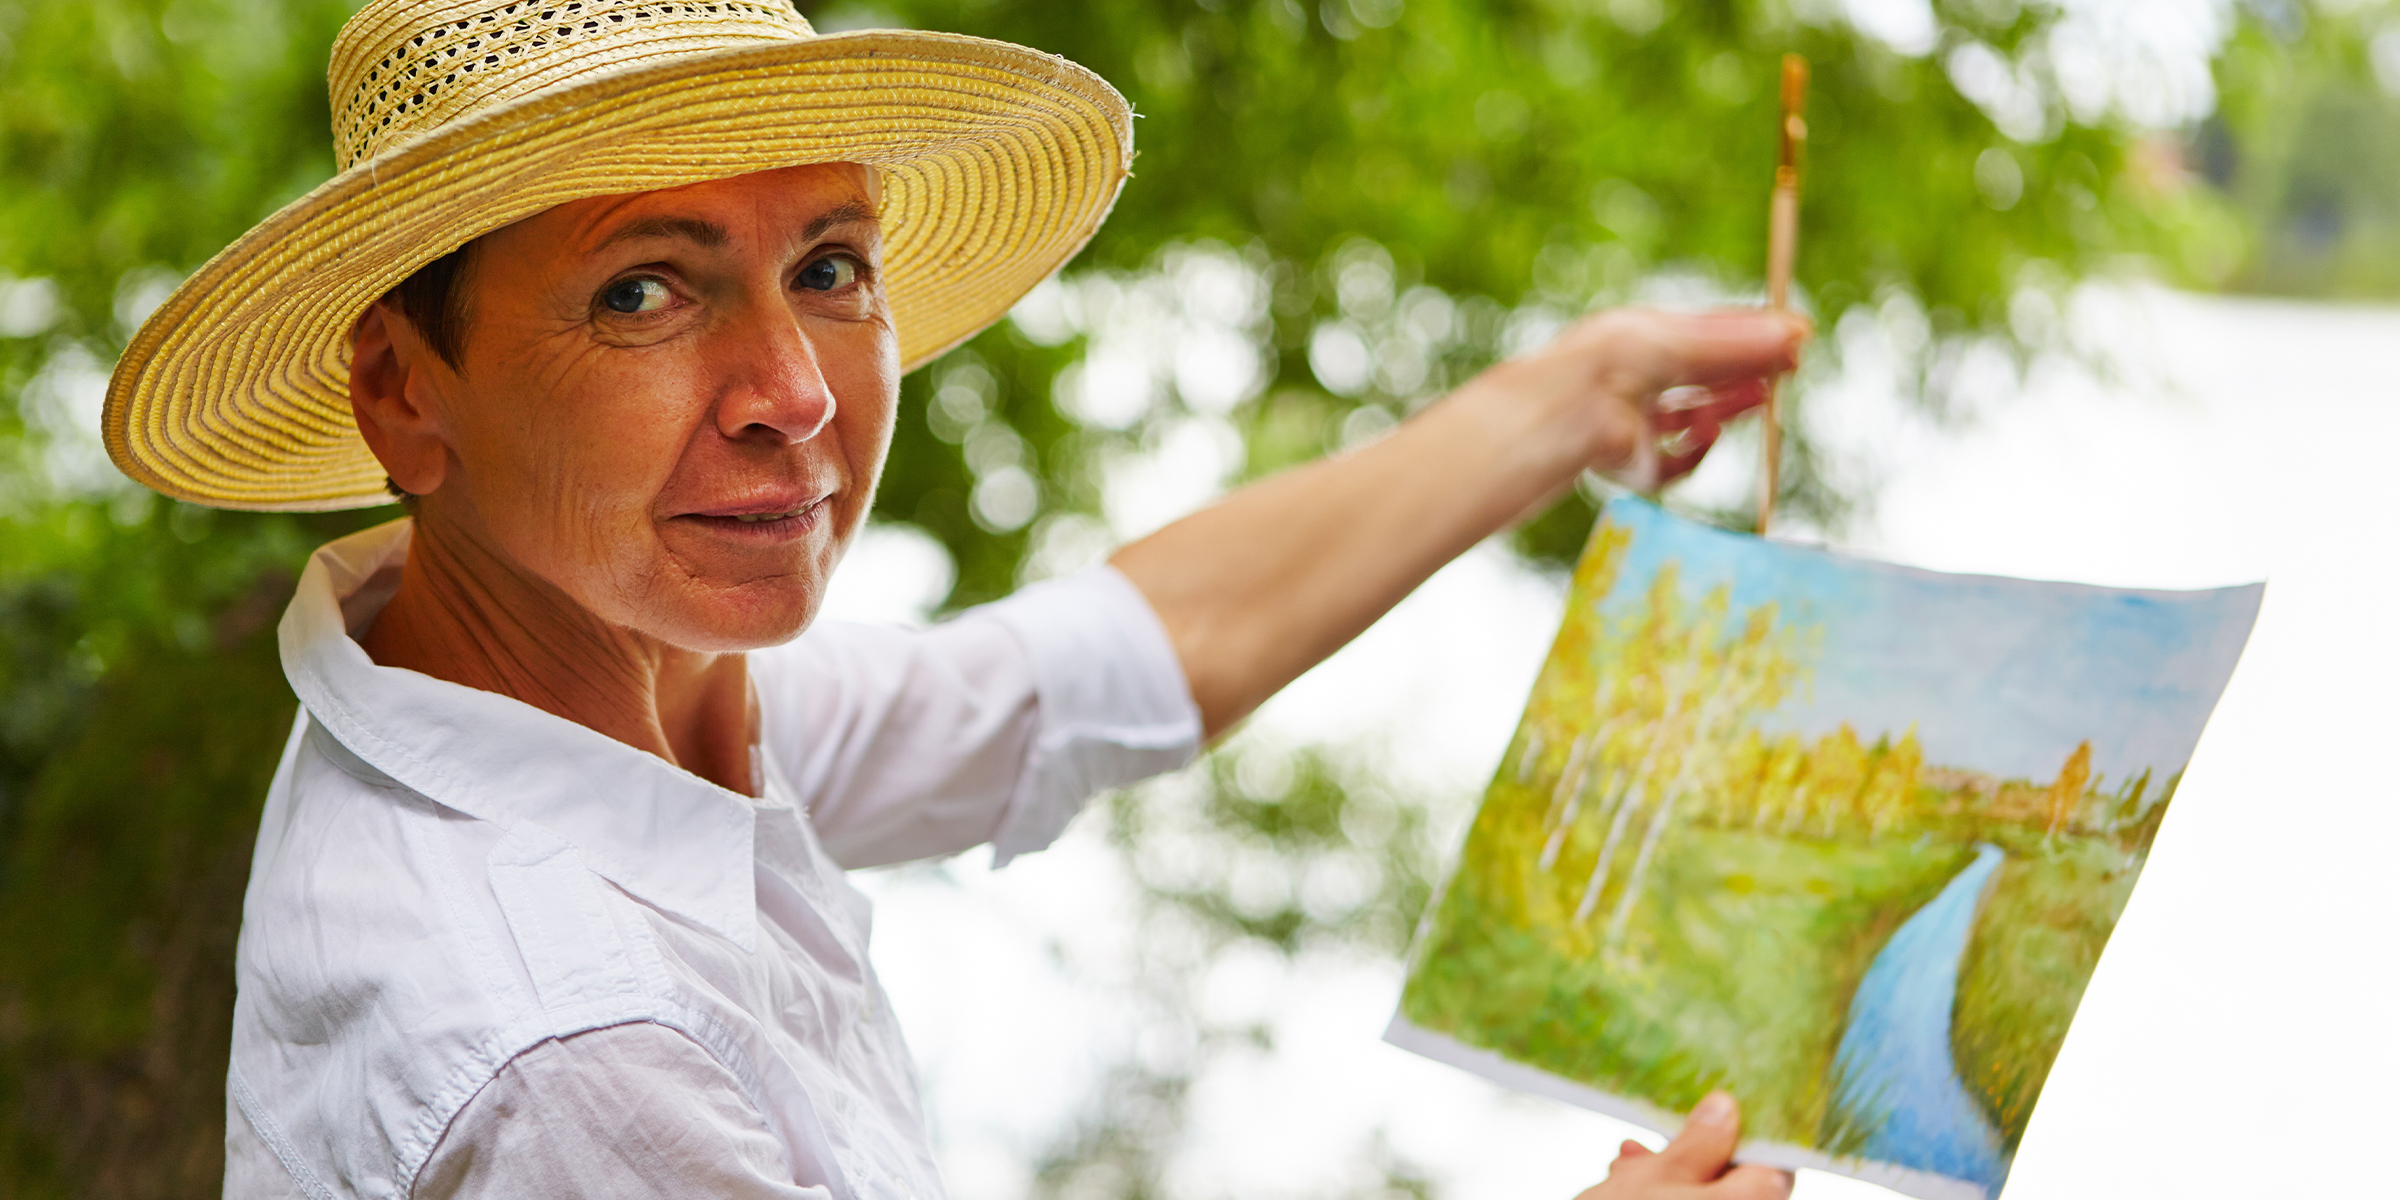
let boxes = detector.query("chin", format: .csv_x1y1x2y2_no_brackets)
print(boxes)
646,577,823,653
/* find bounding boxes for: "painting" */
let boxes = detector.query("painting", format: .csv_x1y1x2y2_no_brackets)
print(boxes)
1389,498,2262,1200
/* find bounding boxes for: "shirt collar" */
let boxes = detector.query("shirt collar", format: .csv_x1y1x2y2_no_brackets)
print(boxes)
280,518,759,951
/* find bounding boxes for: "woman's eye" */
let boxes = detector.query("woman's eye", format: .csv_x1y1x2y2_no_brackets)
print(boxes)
600,277,671,314
797,255,860,292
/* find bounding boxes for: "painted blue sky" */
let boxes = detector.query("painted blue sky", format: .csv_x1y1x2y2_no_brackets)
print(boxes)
1589,499,2263,783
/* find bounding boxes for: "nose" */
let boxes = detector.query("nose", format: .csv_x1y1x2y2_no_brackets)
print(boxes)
711,306,835,445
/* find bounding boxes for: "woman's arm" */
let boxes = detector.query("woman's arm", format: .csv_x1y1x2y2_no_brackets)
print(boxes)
1111,307,1807,737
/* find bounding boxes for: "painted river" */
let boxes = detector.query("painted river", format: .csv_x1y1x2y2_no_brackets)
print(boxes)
1826,843,2010,1193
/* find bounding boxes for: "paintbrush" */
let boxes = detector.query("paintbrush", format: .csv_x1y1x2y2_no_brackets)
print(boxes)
1759,54,1807,536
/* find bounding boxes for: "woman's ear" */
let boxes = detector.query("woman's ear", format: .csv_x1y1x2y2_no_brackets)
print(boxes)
349,301,451,499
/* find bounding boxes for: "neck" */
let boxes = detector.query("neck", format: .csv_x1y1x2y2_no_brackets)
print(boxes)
360,513,758,795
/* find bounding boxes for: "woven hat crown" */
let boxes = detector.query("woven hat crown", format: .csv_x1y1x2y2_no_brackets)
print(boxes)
331,0,815,169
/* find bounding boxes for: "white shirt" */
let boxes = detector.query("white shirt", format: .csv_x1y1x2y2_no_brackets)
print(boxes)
223,520,1202,1200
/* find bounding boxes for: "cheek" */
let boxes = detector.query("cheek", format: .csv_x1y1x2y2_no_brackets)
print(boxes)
465,343,698,594
826,325,902,524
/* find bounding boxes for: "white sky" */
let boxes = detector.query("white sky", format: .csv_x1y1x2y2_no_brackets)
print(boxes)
833,283,2400,1200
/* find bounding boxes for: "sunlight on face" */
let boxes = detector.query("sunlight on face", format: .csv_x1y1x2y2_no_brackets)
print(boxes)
419,163,898,651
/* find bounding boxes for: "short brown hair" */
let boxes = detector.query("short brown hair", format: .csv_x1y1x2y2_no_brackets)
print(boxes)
379,240,480,502
387,239,480,370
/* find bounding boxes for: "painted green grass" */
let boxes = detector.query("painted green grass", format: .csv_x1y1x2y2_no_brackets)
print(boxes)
1403,815,1970,1144
1950,831,2139,1147
1404,772,2155,1150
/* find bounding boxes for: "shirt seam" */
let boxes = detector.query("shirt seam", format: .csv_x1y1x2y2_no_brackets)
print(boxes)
231,1064,341,1200
397,1006,786,1199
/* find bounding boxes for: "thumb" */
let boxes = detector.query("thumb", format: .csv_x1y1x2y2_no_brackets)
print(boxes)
1653,1091,1743,1182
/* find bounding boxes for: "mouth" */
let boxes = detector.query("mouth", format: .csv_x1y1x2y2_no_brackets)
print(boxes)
672,493,832,541
731,506,808,524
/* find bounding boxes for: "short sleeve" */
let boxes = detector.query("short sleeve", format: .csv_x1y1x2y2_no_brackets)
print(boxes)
753,565,1202,869
413,1024,829,1200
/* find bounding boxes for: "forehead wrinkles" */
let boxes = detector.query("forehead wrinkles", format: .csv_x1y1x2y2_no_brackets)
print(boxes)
548,174,881,262
729,185,884,264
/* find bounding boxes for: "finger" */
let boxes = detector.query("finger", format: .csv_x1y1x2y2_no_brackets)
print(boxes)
1615,1139,1655,1161
1706,1166,1794,1199
1576,309,1808,394
1653,1091,1743,1182
1660,381,1776,429
1677,378,1771,427
1654,421,1722,487
1660,388,1718,427
1661,311,1809,388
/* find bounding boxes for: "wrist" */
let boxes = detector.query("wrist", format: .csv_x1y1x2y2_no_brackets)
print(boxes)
1437,358,1639,501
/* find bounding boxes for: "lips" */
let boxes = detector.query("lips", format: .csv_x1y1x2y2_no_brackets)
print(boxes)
670,491,833,541
731,506,807,524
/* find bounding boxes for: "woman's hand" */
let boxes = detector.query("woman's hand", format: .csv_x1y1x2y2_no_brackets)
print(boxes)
1113,306,1808,736
1575,1093,1793,1200
1461,308,1805,498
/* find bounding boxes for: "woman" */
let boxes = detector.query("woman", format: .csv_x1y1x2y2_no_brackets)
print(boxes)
103,3,1804,1197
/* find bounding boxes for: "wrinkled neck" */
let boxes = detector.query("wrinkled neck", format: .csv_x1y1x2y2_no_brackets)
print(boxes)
360,514,758,795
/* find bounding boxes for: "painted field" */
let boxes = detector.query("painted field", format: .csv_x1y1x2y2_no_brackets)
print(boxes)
1393,499,2258,1199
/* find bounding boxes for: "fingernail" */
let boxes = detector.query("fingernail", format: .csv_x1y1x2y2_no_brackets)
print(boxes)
1691,1092,1735,1129
1769,1170,1796,1199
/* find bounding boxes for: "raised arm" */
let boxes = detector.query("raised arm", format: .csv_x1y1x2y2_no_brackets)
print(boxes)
1111,307,1807,737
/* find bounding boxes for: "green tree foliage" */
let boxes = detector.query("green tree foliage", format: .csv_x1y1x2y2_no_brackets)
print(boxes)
0,0,357,460
0,505,354,1198
0,0,2344,1194
2209,1,2400,296
865,0,2221,577
0,9,376,1162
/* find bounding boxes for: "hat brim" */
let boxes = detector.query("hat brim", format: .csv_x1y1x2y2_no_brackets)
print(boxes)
103,29,1131,511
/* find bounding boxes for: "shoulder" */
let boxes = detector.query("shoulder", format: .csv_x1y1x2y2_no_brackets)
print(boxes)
750,565,1184,720
748,611,1033,768
231,718,679,1199
750,609,1018,693
240,718,513,1041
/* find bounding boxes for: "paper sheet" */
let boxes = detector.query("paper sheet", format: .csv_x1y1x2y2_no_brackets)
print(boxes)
1390,499,2261,1199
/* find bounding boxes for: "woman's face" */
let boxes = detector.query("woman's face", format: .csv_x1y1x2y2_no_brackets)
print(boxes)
385,163,898,652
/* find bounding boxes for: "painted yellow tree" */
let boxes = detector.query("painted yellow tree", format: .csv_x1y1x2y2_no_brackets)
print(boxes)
1749,734,1811,834
1512,521,1636,804
1711,730,1770,827
1802,725,1868,838
1529,564,1811,950
2045,741,2094,836
1690,724,1924,838
1857,728,1925,837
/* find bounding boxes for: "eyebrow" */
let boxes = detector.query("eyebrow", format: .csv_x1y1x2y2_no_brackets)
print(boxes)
591,201,877,256
803,200,878,242
596,216,729,252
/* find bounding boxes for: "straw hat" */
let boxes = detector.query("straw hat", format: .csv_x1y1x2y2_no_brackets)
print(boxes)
102,0,1132,511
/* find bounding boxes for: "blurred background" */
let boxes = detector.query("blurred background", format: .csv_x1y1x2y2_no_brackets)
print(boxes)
3,0,2398,1196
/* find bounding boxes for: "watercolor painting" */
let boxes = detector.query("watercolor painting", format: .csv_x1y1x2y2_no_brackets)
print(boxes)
1389,498,2261,1200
